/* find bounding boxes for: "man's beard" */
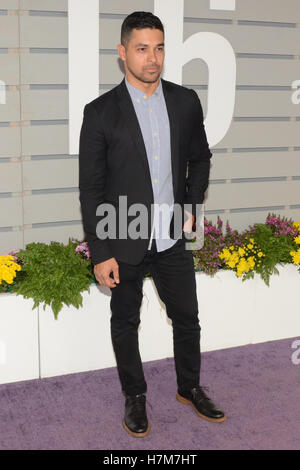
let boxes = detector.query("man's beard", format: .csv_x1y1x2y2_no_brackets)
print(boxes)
127,64,161,83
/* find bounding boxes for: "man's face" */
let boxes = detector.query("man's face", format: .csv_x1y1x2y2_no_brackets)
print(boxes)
118,28,165,84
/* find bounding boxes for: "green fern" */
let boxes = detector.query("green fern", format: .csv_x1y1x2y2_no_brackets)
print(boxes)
250,223,295,285
9,239,92,319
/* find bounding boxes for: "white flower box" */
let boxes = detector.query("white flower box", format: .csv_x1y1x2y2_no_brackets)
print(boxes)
0,293,39,384
1,265,299,385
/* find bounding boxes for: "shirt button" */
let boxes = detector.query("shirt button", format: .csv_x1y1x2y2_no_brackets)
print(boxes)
154,156,158,160
153,132,157,136
143,95,147,99
154,178,158,183
150,109,153,113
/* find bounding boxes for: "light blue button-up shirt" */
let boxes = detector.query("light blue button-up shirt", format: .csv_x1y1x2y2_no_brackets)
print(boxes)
125,76,177,251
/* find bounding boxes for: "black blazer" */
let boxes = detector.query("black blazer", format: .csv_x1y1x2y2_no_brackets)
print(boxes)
79,77,212,266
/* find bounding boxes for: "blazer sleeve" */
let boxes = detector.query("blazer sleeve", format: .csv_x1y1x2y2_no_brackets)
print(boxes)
184,89,213,225
79,102,113,266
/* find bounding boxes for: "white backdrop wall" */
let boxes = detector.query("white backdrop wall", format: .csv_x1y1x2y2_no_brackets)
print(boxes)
0,0,300,254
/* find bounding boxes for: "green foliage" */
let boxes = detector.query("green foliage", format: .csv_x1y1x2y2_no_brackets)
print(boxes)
250,223,295,286
9,239,92,319
2,213,299,317
193,213,300,285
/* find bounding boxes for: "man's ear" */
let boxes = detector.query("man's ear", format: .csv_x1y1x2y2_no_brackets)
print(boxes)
117,44,126,61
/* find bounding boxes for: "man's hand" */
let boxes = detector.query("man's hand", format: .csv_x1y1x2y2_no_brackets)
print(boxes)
94,257,120,288
182,210,195,233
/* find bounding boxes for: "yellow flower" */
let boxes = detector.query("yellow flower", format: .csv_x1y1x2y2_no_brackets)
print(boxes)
293,221,300,230
238,247,245,256
227,252,239,265
247,243,253,249
294,236,300,245
290,249,300,265
236,258,250,277
219,248,232,261
0,255,14,263
250,238,254,243
229,245,235,250
257,252,264,258
0,255,21,286
228,260,237,268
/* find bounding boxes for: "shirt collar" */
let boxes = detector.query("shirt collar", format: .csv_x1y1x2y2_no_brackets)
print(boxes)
125,75,162,102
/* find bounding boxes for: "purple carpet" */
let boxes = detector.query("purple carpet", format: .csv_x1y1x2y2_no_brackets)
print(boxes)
0,337,299,450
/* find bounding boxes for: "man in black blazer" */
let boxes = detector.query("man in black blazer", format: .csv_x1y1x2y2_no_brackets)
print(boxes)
79,11,226,438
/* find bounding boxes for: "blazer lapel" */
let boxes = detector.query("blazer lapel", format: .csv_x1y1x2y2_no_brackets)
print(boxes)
161,78,180,198
116,77,180,199
116,78,153,197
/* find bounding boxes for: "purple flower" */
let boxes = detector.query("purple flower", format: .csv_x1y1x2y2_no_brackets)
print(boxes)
265,213,297,238
7,249,20,263
75,241,91,259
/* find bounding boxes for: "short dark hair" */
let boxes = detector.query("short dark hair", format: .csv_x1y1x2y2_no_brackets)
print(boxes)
121,11,164,48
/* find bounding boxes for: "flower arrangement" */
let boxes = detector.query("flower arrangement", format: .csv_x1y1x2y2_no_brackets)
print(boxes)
2,240,92,319
0,254,22,292
218,237,265,278
192,216,250,275
193,213,300,285
1,213,300,318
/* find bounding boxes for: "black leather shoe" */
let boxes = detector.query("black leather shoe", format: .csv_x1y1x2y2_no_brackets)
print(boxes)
176,386,226,423
122,393,150,437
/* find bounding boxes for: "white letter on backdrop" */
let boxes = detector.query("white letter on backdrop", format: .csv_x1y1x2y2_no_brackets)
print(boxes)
68,0,99,155
154,0,236,147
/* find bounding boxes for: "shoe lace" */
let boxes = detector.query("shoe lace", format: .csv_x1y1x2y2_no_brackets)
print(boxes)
192,385,211,403
131,394,147,416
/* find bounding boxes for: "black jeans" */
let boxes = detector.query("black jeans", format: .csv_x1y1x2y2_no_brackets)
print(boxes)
109,237,201,396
